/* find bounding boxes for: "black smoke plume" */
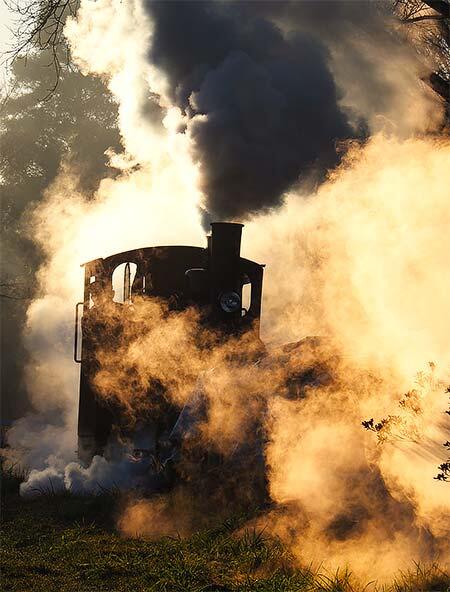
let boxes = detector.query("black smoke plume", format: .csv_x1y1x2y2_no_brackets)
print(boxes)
144,0,356,224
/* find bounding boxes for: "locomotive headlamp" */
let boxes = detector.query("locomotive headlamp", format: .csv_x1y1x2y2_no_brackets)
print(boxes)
219,291,241,313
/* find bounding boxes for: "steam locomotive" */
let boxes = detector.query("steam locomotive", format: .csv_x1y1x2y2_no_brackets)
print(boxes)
73,227,414,537
74,223,266,468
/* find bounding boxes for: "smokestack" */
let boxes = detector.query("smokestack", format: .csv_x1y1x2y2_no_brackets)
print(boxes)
210,222,244,323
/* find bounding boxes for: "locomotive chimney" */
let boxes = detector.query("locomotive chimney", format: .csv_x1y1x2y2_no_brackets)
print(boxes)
210,222,244,322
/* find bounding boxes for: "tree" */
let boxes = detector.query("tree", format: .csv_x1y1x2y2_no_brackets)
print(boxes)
4,0,79,95
362,370,450,483
435,387,450,481
395,0,450,105
0,46,122,421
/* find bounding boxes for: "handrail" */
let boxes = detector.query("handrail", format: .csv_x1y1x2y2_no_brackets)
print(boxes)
74,302,84,363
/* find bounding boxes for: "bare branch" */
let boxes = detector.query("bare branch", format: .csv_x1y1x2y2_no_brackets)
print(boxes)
0,282,32,300
422,0,450,18
402,13,448,22
3,0,79,96
0,293,30,300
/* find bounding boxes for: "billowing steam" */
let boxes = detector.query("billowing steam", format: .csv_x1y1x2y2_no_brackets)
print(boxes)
3,0,450,583
67,0,440,224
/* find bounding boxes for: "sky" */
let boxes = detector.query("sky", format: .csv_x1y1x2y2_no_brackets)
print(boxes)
0,2,15,82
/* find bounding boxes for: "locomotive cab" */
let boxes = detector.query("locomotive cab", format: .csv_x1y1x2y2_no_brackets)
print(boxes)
74,222,264,465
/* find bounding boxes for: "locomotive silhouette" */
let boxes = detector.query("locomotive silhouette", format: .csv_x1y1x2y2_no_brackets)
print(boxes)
74,223,266,467
73,227,411,534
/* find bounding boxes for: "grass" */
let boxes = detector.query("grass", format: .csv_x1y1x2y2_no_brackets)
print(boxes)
1,466,449,592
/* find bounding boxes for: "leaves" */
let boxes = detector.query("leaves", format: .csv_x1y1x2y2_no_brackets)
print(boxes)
0,41,121,418
362,372,450,482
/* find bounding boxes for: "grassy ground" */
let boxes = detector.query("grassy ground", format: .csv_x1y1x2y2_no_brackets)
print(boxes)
1,467,449,592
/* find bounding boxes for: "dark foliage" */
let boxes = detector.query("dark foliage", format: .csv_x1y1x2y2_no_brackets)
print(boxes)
435,387,450,481
362,381,450,483
0,48,121,421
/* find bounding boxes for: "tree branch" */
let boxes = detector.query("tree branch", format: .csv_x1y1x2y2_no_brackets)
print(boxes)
422,0,450,18
429,71,450,100
402,13,448,22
